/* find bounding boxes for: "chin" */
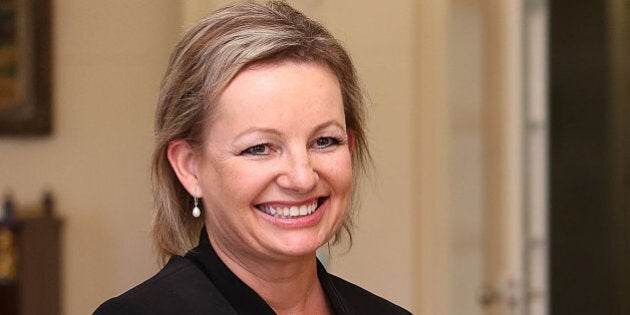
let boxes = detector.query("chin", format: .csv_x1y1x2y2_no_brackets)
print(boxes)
269,235,329,259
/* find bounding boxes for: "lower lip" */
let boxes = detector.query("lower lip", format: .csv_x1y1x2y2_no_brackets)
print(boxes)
257,199,328,228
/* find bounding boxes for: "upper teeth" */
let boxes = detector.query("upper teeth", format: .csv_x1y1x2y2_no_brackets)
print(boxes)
259,201,318,218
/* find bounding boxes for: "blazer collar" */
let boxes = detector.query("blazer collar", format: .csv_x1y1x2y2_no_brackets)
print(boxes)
185,227,351,314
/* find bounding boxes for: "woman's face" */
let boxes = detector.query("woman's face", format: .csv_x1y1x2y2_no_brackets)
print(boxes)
197,61,353,262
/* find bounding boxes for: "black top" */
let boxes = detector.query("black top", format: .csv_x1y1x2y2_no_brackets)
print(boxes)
94,229,411,314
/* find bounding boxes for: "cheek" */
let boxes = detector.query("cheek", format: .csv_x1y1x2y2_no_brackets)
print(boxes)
205,160,275,205
319,151,353,191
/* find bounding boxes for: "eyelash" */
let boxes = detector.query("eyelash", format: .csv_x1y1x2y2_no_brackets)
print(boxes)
240,143,272,156
313,136,342,149
239,136,343,156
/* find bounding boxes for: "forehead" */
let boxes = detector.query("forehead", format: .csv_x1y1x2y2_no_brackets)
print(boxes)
211,60,344,126
234,59,339,93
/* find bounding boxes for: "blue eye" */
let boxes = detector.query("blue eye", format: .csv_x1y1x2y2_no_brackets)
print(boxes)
314,137,340,149
241,144,271,156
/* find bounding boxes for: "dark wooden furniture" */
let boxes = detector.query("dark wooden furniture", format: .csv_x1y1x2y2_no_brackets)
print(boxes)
0,217,62,315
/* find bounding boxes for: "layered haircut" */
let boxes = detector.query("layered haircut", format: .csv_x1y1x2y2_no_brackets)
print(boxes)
152,0,370,262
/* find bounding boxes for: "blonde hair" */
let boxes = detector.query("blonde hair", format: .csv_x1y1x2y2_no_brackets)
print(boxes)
152,1,369,262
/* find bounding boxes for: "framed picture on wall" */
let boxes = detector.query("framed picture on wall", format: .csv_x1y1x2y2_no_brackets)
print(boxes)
0,0,51,136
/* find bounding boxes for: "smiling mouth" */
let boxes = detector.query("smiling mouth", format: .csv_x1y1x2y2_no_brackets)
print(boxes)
256,197,327,219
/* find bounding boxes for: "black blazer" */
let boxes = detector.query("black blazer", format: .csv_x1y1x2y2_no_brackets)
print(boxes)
95,228,411,315
94,254,411,314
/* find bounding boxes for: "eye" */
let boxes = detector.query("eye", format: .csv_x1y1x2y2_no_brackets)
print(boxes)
314,137,340,149
241,143,271,156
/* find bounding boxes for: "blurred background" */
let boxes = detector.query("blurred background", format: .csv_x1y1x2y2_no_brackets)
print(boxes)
0,0,627,314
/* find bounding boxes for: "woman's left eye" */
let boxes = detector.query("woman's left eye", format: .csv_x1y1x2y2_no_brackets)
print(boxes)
314,137,340,149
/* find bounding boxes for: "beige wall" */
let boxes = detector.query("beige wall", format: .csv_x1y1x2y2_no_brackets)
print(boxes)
0,1,417,313
0,1,180,314
304,0,416,311
0,0,525,314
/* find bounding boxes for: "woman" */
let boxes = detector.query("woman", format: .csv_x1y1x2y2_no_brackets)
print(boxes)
95,1,410,314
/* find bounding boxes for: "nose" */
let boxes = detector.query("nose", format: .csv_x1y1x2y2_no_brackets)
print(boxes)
276,149,319,193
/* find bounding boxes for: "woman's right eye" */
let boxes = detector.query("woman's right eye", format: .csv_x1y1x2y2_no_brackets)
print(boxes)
241,143,271,156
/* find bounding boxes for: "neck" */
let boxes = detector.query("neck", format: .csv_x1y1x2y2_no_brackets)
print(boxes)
209,236,331,314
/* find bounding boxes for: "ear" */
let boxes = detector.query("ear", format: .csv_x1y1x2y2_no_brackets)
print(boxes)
167,139,202,197
347,129,357,154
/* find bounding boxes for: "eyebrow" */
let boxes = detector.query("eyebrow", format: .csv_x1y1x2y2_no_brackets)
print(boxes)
234,120,346,140
310,120,346,136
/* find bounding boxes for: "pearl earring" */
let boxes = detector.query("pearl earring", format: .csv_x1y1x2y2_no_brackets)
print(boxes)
192,196,201,218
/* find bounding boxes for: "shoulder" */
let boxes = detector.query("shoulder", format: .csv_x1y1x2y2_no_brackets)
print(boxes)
93,256,235,315
328,274,412,315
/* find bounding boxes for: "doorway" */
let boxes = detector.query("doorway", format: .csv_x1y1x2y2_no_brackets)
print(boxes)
550,0,630,314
